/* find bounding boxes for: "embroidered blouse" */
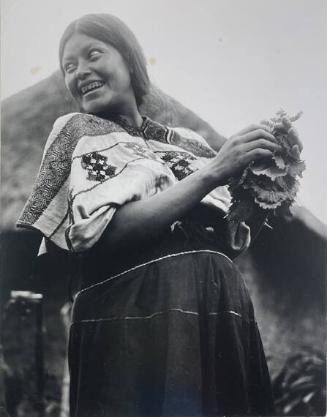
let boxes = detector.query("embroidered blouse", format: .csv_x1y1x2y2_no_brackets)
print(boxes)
17,113,248,252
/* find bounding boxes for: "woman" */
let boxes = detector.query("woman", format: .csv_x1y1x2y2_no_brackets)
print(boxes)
18,14,279,417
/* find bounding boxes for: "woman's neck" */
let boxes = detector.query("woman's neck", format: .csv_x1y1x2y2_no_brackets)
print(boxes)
116,111,143,128
95,96,143,128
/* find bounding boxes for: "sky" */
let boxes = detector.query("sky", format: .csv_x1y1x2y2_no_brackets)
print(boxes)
1,0,327,223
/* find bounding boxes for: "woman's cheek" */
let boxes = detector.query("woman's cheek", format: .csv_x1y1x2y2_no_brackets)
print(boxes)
67,81,80,102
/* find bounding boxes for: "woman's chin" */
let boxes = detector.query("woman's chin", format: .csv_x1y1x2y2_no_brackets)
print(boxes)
81,101,109,116
79,93,117,115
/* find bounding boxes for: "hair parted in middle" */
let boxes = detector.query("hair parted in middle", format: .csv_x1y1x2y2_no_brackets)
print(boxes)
59,13,150,107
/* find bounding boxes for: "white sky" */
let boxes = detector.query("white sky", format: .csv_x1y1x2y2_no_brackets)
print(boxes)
1,0,327,223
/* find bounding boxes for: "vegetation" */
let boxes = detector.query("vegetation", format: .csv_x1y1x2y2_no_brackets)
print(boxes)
272,348,326,416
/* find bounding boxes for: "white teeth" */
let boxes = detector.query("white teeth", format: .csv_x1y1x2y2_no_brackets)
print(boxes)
81,81,104,94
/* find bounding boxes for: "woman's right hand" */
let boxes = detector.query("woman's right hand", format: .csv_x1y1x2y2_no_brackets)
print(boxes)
207,124,282,186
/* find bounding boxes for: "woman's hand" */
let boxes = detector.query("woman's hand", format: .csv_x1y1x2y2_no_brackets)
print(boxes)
206,124,282,186
99,124,280,250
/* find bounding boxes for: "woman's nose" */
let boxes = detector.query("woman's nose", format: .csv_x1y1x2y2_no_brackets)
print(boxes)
76,62,91,80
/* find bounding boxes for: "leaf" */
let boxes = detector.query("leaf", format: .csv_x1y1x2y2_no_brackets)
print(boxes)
303,392,315,403
227,109,304,223
272,154,287,169
254,197,283,210
289,111,303,122
283,397,302,414
288,160,306,178
289,375,315,388
260,119,274,132
287,126,302,150
289,144,301,159
275,175,297,190
250,163,288,180
281,116,293,130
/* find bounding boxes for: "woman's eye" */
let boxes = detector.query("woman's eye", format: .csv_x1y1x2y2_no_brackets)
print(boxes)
89,50,102,60
64,63,76,73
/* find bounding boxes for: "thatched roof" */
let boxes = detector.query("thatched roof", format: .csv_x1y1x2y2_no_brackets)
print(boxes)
1,71,225,230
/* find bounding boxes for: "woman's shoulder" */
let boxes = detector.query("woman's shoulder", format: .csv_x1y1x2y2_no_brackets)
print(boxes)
52,112,124,135
44,112,127,153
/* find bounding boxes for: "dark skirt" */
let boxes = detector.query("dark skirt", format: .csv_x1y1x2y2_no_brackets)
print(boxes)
69,223,275,417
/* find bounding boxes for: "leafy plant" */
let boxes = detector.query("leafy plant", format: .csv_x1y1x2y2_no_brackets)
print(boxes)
227,110,305,236
272,348,326,416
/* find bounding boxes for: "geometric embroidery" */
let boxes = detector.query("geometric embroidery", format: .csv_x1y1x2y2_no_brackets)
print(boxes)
158,151,196,180
18,113,122,226
113,116,214,160
113,116,169,144
142,118,169,143
81,152,117,182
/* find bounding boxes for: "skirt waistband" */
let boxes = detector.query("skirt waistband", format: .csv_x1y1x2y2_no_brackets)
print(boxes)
77,218,234,290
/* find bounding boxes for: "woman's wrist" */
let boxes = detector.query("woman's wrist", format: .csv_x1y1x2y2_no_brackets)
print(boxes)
200,158,227,189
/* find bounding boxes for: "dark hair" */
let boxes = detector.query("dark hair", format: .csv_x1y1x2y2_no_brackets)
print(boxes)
59,13,150,107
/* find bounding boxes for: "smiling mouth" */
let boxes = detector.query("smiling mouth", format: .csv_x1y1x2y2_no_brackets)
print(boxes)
80,81,105,95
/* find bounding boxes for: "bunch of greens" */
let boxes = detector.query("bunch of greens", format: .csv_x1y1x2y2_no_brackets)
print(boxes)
272,348,326,415
227,110,305,232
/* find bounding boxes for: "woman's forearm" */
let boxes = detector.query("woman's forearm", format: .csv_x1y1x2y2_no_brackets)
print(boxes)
101,124,281,249
103,164,220,248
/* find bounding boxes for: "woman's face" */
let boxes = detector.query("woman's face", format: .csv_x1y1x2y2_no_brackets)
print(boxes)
61,32,135,115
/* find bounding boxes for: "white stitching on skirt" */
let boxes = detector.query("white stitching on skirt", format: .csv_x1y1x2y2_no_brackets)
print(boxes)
72,308,243,324
208,310,242,318
75,249,233,299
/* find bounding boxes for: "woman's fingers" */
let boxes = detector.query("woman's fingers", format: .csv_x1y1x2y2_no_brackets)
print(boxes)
243,148,274,165
241,129,276,143
243,138,282,153
234,124,272,136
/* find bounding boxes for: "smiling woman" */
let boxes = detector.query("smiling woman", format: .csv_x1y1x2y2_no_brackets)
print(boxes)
59,14,150,113
17,13,278,417
61,34,139,120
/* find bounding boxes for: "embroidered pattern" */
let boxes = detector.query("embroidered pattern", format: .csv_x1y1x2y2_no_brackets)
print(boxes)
142,118,169,143
114,116,170,143
18,113,213,234
18,113,124,225
158,151,196,180
112,116,143,137
81,152,117,182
